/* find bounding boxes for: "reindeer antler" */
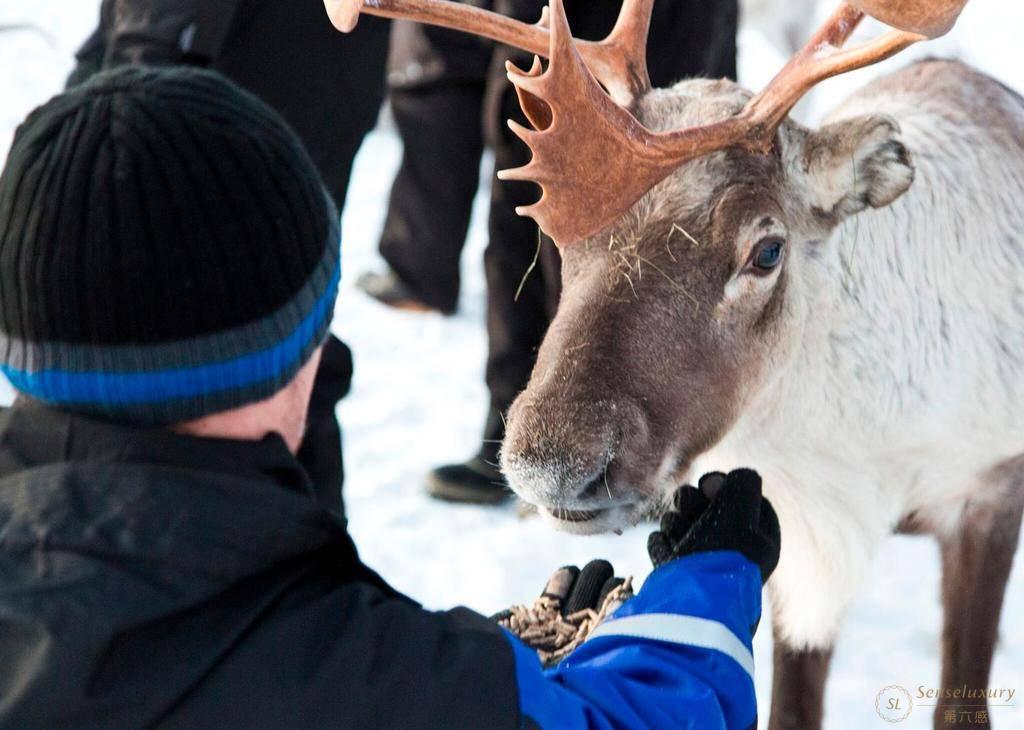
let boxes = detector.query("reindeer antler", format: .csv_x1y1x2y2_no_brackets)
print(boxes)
849,0,968,38
328,0,951,246
497,0,674,245
498,1,927,244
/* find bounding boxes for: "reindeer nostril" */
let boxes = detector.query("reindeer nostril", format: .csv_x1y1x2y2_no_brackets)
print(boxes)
575,458,618,502
577,475,601,500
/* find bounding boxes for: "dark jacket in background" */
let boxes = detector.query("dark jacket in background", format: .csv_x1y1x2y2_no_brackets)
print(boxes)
69,0,391,517
0,403,762,728
71,0,389,210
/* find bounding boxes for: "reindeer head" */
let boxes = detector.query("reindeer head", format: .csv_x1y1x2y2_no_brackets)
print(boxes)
329,0,957,530
502,82,916,532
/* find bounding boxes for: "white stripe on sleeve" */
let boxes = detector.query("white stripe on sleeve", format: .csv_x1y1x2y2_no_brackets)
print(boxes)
585,613,755,681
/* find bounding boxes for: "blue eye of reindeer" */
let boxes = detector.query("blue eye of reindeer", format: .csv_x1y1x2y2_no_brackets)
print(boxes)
751,237,785,273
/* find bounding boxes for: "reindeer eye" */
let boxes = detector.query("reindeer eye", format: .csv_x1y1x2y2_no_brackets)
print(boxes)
749,237,785,274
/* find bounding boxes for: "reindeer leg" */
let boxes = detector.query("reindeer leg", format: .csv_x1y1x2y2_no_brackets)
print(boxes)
768,639,833,730
934,464,1024,729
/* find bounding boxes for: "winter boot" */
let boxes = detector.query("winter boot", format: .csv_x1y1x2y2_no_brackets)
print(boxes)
356,269,443,313
426,454,510,505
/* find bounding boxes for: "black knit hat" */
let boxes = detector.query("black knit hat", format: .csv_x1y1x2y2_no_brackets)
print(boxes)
0,66,340,424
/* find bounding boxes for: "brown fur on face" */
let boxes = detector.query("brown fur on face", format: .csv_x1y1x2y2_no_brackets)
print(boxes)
501,76,915,532
502,142,790,525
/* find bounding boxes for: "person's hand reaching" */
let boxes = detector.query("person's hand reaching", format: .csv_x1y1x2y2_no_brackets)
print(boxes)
647,469,781,584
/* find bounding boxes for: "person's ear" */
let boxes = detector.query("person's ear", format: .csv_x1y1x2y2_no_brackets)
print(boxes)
802,115,915,220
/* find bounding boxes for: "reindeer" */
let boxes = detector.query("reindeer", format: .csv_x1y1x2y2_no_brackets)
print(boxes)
331,1,1019,726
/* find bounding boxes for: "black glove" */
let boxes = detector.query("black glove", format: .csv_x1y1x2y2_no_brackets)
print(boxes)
492,559,626,623
647,469,781,584
493,559,632,667
542,560,627,616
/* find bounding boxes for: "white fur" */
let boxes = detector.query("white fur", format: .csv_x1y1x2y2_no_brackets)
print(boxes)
697,62,1024,647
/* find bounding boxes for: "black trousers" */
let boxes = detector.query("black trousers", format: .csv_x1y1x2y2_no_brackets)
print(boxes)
70,0,390,516
378,0,739,460
376,14,493,315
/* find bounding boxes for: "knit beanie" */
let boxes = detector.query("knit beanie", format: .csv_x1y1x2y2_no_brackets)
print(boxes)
0,66,340,424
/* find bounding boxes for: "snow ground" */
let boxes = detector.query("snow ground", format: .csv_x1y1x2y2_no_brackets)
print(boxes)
1,2,1022,727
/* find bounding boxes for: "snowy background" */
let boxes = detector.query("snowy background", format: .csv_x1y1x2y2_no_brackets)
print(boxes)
1,1,1022,727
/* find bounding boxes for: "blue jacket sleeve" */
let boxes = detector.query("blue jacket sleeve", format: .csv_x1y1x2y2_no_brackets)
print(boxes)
506,550,762,730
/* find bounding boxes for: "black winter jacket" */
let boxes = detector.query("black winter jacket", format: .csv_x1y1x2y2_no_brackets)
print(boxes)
0,403,517,728
75,0,230,70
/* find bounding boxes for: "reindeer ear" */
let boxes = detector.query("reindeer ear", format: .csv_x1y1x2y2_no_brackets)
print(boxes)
802,115,915,220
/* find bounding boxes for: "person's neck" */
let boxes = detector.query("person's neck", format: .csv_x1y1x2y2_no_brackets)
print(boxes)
174,349,322,453
175,401,304,453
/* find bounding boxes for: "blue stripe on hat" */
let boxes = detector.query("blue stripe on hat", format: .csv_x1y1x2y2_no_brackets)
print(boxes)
0,259,339,408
